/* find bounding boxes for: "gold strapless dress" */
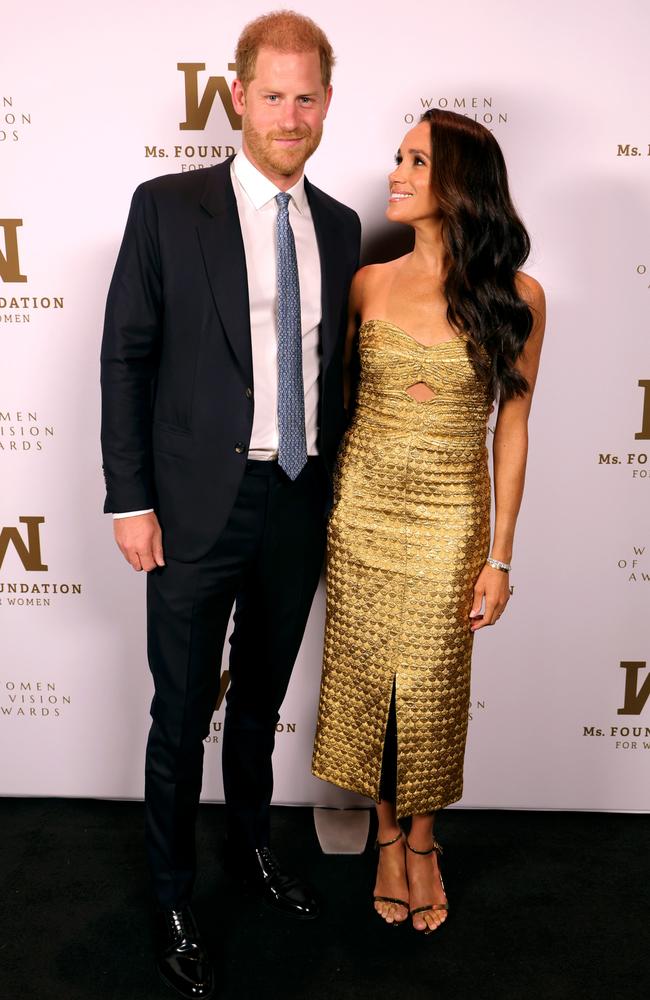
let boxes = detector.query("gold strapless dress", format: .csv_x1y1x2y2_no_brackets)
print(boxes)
312,319,492,816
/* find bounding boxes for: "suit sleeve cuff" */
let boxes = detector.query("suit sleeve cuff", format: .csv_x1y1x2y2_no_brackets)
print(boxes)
112,509,155,519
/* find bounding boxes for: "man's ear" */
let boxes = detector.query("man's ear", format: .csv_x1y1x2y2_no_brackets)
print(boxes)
322,84,333,119
231,78,246,115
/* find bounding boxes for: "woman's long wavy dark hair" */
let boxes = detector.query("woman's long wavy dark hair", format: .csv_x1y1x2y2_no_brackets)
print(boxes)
420,108,533,400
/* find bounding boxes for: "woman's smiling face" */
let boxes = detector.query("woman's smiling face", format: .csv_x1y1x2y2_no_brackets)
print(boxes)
386,122,439,225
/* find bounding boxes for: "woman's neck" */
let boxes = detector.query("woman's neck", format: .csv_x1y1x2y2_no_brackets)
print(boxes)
409,219,446,278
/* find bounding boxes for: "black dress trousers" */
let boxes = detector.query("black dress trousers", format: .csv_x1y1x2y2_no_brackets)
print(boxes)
144,458,327,907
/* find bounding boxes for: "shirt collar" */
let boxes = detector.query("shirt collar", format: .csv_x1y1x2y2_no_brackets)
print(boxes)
232,149,307,214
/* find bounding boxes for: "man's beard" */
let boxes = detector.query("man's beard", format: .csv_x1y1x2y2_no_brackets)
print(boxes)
243,119,323,177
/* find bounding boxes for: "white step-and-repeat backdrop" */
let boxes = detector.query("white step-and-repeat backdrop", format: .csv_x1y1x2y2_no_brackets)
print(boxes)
2,0,648,811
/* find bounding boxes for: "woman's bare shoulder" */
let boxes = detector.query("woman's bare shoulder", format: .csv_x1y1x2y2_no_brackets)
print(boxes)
352,258,405,298
353,260,396,284
515,271,545,313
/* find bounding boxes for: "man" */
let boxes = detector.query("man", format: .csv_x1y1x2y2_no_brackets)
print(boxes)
100,11,361,999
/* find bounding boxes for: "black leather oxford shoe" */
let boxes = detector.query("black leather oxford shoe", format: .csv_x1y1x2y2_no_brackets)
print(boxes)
155,905,215,999
226,844,320,920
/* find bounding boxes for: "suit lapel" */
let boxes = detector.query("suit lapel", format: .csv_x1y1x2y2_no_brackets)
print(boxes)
305,179,346,373
197,160,253,380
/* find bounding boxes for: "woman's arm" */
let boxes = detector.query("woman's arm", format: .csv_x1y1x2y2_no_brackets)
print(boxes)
470,273,546,631
342,267,366,411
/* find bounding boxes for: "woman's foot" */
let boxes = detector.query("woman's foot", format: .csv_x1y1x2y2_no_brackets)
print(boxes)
373,829,409,925
405,834,448,933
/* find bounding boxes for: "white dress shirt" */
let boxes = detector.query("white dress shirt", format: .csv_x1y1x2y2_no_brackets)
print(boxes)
233,148,322,459
113,149,322,519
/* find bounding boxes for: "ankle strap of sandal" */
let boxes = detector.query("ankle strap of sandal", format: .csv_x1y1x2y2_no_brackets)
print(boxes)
375,830,403,849
405,835,443,856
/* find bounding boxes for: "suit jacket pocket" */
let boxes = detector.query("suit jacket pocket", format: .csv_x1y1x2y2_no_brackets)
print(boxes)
152,421,193,457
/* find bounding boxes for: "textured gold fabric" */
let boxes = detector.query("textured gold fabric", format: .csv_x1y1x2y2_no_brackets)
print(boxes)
312,319,492,817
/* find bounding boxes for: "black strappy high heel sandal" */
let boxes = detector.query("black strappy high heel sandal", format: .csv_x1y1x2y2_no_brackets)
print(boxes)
405,835,448,934
373,831,409,927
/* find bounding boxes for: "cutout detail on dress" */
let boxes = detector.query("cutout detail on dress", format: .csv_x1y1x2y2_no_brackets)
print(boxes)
406,382,436,402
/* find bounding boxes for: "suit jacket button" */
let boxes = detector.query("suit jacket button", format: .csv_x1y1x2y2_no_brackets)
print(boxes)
235,442,245,454
245,387,253,399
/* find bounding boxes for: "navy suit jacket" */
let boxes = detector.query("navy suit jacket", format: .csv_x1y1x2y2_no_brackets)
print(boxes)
100,158,361,561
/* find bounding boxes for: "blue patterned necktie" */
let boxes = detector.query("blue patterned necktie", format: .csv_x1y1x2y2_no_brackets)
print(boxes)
275,191,308,480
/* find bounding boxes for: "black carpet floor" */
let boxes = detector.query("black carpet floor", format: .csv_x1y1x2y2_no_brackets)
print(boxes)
1,799,647,1000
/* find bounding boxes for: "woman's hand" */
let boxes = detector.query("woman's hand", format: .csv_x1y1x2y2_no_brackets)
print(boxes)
469,564,511,631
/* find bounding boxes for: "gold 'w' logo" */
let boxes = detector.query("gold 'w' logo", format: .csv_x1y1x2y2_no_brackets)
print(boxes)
0,517,47,571
636,380,650,441
177,63,242,131
0,219,27,283
618,661,650,715
215,670,230,710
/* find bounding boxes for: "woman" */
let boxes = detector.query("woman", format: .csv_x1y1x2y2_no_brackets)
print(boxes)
312,109,545,933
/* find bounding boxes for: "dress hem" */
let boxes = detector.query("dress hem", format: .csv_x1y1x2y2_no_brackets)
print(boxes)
311,765,463,818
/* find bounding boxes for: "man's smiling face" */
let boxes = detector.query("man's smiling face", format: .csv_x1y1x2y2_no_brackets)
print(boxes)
232,46,333,187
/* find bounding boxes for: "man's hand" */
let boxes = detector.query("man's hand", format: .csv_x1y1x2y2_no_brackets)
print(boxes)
113,512,165,572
